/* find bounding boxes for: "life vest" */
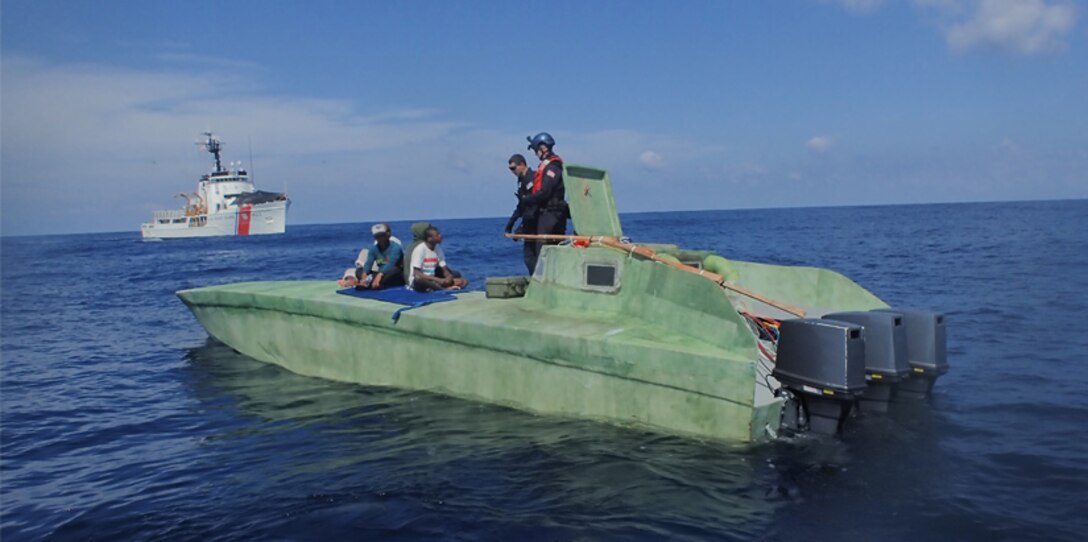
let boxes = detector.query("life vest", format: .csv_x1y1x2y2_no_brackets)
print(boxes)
532,155,563,193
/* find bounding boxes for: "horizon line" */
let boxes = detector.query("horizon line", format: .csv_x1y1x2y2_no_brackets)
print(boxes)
2,196,1085,239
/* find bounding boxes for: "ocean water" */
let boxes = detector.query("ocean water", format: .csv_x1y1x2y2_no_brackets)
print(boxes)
2,200,1086,541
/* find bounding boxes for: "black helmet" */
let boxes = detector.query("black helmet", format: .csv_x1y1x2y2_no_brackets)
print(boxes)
526,132,556,151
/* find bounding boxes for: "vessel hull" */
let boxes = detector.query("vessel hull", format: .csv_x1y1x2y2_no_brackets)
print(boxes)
178,280,781,443
141,201,288,239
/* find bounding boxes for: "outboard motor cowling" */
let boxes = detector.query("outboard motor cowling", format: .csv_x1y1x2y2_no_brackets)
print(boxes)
875,308,948,399
823,311,910,413
773,319,867,435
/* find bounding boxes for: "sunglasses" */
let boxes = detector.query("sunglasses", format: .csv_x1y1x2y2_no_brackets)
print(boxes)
508,165,518,171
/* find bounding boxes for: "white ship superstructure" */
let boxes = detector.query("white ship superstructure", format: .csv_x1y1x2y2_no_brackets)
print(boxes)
141,133,289,239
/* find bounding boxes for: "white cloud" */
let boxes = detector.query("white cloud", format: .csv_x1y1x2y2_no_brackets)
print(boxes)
155,52,262,70
0,55,486,234
913,0,964,11
0,55,714,234
996,137,1023,154
832,0,885,14
638,150,664,169
829,0,1078,54
920,0,1077,54
726,162,770,185
807,135,836,152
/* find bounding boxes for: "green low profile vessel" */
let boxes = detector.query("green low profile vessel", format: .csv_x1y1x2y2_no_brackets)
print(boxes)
179,165,946,443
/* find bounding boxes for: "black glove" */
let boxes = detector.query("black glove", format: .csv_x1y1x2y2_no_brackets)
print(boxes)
505,219,515,234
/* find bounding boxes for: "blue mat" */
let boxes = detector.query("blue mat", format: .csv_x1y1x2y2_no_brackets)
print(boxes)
336,287,459,322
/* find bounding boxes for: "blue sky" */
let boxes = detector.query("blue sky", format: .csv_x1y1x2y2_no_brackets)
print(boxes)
2,0,1085,235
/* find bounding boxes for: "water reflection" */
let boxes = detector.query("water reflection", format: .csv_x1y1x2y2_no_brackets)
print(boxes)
180,339,786,539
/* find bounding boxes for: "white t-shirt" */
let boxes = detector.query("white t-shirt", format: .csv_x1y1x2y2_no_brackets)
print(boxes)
409,243,446,288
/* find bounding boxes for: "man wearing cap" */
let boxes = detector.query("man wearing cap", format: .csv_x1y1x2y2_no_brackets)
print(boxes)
339,223,404,289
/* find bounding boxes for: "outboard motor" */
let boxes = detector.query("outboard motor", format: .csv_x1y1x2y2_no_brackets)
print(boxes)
773,319,867,435
875,308,948,399
823,311,910,413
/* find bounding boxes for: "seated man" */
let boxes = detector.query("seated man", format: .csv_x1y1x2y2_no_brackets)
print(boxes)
409,226,469,292
338,223,404,289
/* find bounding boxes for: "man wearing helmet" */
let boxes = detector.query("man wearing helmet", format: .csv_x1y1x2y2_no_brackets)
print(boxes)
520,132,569,273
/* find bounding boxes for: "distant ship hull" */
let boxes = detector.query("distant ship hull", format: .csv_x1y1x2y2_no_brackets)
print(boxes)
141,200,289,239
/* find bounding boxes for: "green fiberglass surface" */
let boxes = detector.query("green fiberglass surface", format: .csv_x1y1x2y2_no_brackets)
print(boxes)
564,164,623,237
178,271,771,441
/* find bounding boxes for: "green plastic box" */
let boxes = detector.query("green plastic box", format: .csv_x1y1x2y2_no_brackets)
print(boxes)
485,276,530,299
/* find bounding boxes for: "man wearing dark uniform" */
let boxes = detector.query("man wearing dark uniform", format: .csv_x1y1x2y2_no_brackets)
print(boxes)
505,154,538,275
520,132,568,274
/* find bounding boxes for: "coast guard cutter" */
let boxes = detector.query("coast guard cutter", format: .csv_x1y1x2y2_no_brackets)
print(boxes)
141,133,289,239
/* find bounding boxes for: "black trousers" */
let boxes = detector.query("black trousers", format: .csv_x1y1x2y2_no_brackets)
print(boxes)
521,219,538,275
355,266,404,289
530,211,566,274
